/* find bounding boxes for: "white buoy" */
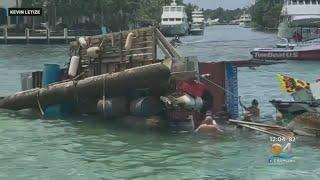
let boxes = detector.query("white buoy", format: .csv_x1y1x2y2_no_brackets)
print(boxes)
68,56,80,77
78,37,87,48
87,47,101,58
125,32,135,50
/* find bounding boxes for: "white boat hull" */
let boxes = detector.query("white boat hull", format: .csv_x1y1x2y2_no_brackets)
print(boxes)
239,22,251,28
160,23,189,36
190,28,204,35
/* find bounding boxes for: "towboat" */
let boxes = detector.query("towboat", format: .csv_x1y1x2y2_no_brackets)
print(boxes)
251,43,320,61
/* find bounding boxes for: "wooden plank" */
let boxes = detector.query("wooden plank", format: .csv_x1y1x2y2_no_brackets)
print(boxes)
229,120,288,129
157,39,171,58
239,124,293,138
152,28,157,60
155,28,181,58
120,32,123,61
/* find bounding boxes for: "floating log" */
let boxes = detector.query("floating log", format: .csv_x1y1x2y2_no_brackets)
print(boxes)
0,63,171,111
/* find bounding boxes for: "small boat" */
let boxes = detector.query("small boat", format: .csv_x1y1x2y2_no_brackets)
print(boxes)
160,0,189,36
270,100,320,120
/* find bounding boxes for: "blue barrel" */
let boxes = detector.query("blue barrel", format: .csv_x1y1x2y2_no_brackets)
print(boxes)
41,64,62,118
42,64,61,87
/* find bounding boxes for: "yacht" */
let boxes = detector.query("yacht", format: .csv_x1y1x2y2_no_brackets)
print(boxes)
190,9,205,35
239,14,252,28
160,0,189,36
278,0,320,41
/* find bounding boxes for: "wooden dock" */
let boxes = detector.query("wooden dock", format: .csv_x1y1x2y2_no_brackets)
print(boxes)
0,28,100,44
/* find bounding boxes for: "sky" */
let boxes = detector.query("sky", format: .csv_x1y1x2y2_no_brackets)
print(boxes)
183,0,255,10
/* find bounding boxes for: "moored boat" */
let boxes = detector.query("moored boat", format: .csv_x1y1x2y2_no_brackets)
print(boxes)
160,0,189,36
278,0,320,41
251,44,320,60
190,9,205,35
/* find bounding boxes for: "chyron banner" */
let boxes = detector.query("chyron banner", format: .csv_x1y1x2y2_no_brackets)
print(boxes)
8,8,42,16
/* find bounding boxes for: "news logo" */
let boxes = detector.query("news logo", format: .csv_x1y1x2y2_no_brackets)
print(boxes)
268,143,295,165
8,8,42,16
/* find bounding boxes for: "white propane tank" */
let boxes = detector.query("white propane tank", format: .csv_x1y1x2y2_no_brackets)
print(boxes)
176,94,203,111
194,97,204,111
87,47,101,58
125,32,135,50
68,56,80,77
78,37,87,48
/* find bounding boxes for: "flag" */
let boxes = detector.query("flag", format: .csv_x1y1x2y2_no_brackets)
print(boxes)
276,74,310,93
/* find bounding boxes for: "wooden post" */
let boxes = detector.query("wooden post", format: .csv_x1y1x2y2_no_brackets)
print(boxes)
46,28,50,44
152,27,157,60
4,27,7,44
25,28,29,44
64,28,68,44
120,31,123,61
155,28,181,58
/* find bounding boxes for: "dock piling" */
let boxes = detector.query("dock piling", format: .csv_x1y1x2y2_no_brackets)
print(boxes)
46,28,50,44
25,28,29,44
4,27,7,44
64,28,68,44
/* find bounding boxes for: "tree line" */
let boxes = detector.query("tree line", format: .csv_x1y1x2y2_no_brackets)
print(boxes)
17,0,188,31
6,0,284,31
249,0,284,29
204,7,245,23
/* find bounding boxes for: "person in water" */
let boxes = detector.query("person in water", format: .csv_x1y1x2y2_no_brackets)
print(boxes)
239,98,260,122
195,111,223,135
170,35,181,47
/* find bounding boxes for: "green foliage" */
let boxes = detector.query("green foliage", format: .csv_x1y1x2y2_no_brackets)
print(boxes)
249,0,283,28
204,8,245,23
20,0,187,31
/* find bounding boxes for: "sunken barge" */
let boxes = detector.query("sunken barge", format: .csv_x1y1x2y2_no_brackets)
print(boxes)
0,27,251,131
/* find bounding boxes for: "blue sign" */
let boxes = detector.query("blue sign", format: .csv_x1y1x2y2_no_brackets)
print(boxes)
225,62,239,119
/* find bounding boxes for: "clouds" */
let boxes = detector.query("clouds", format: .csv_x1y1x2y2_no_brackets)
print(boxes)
183,0,254,10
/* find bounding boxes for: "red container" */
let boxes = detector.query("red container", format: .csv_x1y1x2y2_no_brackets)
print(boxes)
177,81,206,97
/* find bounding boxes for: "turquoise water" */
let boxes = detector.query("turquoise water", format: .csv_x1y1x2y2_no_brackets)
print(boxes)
0,25,320,179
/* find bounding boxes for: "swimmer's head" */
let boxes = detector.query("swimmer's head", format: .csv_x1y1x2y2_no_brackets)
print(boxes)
252,99,259,106
271,143,282,155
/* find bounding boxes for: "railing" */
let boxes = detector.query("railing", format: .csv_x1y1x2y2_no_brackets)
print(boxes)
0,28,103,44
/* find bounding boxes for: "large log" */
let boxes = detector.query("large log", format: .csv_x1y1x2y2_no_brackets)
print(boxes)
0,63,171,110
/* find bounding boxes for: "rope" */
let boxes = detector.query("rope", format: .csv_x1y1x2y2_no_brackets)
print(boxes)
72,80,79,104
36,90,44,116
200,76,237,97
102,75,106,115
